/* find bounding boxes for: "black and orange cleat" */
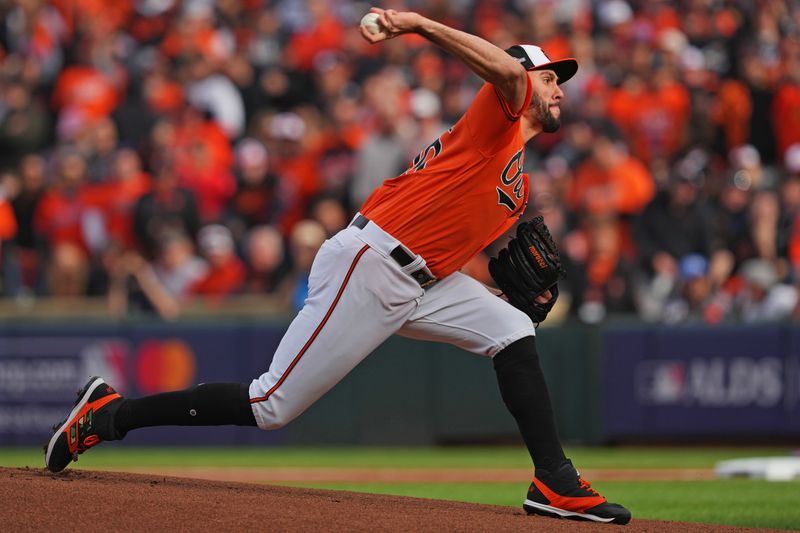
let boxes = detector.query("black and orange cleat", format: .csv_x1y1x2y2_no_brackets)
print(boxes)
523,459,631,525
44,376,123,473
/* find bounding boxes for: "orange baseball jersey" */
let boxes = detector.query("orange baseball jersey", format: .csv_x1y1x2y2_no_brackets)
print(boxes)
360,77,533,278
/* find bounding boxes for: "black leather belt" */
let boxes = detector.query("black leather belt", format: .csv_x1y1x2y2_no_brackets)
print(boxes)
351,214,437,289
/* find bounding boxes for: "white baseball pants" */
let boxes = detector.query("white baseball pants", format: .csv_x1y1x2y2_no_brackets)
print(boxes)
248,218,535,429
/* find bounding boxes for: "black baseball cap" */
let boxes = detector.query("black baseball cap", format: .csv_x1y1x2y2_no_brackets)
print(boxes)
505,45,578,85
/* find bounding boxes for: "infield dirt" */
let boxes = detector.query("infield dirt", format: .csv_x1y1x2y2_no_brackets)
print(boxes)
0,467,778,532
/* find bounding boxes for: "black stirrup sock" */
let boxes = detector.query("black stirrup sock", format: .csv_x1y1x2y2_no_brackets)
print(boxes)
113,383,257,438
493,336,567,471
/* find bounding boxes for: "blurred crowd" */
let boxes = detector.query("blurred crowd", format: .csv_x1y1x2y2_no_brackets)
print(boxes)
0,0,799,324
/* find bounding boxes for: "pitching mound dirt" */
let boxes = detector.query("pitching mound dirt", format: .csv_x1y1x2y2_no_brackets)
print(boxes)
0,467,768,532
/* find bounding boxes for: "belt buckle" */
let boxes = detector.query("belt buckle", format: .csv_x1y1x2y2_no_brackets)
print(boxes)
420,278,437,289
412,269,436,289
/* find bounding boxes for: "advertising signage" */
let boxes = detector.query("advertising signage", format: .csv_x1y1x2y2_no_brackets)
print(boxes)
604,326,800,438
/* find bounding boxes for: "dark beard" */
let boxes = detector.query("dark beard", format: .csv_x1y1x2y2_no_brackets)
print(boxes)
532,93,561,133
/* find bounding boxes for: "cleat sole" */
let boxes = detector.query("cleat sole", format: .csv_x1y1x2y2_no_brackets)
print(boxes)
524,499,627,524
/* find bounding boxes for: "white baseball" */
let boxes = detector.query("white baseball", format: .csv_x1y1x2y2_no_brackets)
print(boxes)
360,12,383,35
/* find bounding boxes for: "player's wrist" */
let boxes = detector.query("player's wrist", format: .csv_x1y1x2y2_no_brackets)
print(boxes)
414,14,440,38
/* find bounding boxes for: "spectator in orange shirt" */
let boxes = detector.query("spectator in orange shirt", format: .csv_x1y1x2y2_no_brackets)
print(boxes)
173,105,234,174
284,0,344,71
267,112,320,233
712,51,777,163
51,0,132,36
190,224,246,297
712,76,751,154
606,68,690,164
34,151,94,296
160,3,233,65
51,55,121,138
566,125,655,218
141,66,185,117
772,53,800,162
562,214,639,323
83,148,152,249
172,106,236,223
605,74,643,144
650,66,691,158
177,141,236,224
34,150,89,252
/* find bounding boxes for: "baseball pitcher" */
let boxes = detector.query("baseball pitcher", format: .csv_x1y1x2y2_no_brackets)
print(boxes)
46,8,630,525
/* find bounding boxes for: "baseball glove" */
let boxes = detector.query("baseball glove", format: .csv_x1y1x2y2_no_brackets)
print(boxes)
488,216,564,324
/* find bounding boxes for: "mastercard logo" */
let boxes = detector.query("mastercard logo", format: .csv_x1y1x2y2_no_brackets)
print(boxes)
135,339,196,394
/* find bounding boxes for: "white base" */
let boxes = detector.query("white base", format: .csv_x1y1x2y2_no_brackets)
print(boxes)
715,457,800,481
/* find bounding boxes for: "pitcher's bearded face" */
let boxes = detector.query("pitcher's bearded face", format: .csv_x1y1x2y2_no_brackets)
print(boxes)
525,69,563,133
531,91,561,133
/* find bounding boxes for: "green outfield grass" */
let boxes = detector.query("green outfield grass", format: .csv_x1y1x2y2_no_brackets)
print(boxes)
3,446,799,529
285,480,800,530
